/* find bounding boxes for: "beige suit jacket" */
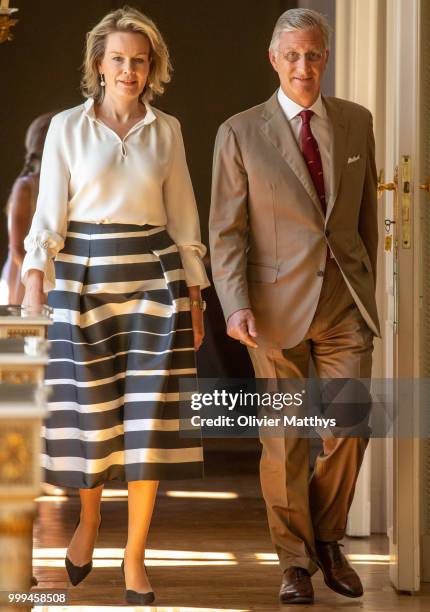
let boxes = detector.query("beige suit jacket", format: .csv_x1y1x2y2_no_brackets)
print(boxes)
209,91,380,349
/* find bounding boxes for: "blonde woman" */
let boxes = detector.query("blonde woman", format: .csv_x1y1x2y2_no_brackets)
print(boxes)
1,113,53,304
22,6,209,605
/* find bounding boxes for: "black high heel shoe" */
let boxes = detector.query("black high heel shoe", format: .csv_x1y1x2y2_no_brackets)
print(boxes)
65,518,101,586
121,559,155,605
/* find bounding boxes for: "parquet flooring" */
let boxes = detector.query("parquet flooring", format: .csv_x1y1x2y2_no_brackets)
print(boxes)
32,441,430,611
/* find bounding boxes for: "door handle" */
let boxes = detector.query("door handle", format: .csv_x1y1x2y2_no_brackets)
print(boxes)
419,177,430,193
378,168,398,199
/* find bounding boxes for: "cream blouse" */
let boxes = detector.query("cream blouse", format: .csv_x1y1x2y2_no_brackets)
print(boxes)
21,98,209,292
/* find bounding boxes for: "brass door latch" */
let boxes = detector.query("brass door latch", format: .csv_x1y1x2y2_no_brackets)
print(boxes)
379,168,398,252
377,168,398,199
419,177,430,193
401,156,411,248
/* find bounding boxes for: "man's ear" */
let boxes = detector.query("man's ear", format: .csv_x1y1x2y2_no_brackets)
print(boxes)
269,49,279,73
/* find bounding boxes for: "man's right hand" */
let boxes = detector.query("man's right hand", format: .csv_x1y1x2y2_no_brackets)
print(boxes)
227,308,258,348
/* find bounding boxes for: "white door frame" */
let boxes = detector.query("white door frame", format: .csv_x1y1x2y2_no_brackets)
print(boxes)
384,0,421,592
336,0,422,591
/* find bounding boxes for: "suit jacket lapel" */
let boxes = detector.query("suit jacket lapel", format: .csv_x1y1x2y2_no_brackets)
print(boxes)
260,93,324,219
324,96,347,221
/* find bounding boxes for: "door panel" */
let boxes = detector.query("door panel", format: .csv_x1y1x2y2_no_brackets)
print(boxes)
385,0,421,592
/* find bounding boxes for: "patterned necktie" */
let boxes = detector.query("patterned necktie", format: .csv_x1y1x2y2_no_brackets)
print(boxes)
299,110,326,215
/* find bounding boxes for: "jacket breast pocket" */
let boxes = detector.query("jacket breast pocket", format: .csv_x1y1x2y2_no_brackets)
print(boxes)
345,156,365,172
247,263,278,284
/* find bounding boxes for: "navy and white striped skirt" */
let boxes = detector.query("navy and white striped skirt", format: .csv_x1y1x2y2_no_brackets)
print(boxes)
43,221,203,488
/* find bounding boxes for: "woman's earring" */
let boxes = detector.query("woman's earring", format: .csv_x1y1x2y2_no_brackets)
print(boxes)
100,74,105,87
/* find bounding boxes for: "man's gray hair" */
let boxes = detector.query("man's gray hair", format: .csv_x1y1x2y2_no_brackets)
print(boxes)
269,8,331,55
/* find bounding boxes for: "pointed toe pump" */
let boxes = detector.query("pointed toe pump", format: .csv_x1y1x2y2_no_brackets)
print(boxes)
65,518,100,586
121,559,155,605
65,555,93,586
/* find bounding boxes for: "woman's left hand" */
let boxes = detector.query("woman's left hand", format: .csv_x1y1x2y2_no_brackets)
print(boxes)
189,286,205,350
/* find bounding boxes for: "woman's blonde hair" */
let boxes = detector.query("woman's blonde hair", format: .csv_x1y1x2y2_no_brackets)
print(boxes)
81,5,171,103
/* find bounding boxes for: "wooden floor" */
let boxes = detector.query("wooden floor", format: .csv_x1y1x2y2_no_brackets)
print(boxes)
33,441,430,611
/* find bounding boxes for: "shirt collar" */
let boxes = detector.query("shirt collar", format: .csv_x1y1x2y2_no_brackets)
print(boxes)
277,88,326,121
83,97,157,126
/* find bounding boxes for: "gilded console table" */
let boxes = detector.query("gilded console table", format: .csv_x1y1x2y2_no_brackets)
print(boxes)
0,306,52,610
0,305,53,339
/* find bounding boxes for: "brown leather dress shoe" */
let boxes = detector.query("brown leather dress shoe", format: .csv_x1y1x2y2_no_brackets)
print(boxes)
279,567,314,604
315,541,363,598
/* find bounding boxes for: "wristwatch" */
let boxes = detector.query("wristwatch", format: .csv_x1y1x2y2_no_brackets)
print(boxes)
190,299,207,311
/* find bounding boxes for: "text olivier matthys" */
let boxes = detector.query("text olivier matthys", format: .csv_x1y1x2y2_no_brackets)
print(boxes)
190,390,337,429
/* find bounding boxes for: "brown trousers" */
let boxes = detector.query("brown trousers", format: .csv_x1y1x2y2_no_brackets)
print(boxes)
248,258,374,574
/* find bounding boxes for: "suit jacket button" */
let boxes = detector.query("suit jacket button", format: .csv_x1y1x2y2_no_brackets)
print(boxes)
325,230,330,237
317,270,324,277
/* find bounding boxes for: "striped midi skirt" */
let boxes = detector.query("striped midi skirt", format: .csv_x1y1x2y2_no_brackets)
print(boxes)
43,221,203,488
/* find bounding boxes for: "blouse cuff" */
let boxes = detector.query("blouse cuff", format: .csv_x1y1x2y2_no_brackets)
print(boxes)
22,230,65,293
177,245,210,289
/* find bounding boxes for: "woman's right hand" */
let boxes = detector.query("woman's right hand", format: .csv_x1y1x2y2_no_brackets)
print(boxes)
22,269,47,311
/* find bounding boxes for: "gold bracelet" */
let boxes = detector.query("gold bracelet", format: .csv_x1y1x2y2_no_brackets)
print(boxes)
190,299,206,311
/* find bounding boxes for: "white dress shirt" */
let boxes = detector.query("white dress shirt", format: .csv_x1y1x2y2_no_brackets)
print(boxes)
22,98,210,292
277,88,333,209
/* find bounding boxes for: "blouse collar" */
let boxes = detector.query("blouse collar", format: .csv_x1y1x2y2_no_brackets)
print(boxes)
83,97,157,126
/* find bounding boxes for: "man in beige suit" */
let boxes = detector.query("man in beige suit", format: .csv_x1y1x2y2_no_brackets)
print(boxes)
209,8,379,605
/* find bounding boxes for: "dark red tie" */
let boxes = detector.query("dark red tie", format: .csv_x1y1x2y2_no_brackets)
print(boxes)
299,110,326,215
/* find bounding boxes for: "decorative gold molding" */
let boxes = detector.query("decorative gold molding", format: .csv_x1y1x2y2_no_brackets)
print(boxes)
0,512,33,535
0,427,33,485
2,328,44,338
0,14,18,43
0,368,38,384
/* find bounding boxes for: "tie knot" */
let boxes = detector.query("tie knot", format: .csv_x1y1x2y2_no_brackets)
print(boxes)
299,109,314,125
